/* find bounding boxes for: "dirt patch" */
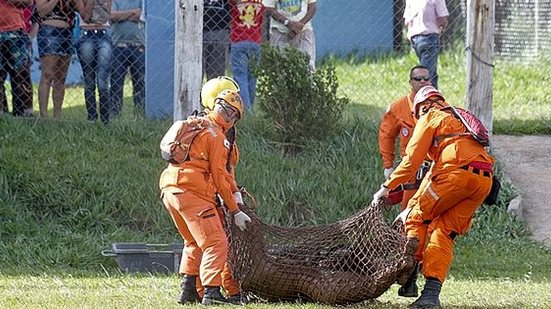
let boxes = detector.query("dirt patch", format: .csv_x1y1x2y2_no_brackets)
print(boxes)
492,135,551,245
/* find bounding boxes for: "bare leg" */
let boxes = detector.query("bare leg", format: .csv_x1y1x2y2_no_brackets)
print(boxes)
38,55,58,118
52,55,71,119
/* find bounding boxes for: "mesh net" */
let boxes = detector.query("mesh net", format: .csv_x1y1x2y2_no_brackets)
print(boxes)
223,202,417,305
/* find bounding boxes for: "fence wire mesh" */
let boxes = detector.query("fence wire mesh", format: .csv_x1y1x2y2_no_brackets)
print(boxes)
2,0,550,302
1,0,550,121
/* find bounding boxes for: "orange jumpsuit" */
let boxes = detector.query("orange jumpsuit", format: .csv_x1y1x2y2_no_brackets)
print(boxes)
384,108,494,283
159,113,240,288
193,127,241,297
378,93,418,209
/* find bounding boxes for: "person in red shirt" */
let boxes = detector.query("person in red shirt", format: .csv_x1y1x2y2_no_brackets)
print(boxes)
229,0,265,109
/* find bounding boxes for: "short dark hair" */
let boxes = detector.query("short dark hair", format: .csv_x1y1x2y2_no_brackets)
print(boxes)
409,65,430,79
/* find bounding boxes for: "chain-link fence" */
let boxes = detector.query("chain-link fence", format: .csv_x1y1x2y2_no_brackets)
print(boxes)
1,0,550,121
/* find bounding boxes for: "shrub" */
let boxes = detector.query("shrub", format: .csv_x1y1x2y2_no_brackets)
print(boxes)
254,44,349,153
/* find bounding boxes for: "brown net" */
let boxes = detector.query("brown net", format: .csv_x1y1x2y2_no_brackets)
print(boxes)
224,202,418,305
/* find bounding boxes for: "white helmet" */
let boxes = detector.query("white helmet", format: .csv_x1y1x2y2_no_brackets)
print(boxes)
413,86,445,119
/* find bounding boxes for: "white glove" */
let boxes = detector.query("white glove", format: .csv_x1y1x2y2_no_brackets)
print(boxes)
371,185,389,206
233,191,244,204
233,211,251,231
384,167,394,180
393,207,412,226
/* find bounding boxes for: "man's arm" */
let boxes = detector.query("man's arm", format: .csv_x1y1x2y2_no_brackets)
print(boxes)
299,2,316,25
208,134,240,213
378,110,401,169
75,0,96,23
437,16,448,33
111,8,142,22
384,113,436,190
288,2,316,34
264,7,287,25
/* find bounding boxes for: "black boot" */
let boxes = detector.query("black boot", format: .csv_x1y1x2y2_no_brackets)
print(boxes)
201,286,227,305
409,278,442,309
399,263,419,297
178,274,200,304
226,293,247,305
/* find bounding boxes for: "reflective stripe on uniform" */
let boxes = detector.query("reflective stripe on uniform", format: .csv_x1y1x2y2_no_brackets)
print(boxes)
427,185,440,201
207,127,217,137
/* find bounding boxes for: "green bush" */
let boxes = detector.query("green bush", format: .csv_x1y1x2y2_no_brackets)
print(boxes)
254,44,349,153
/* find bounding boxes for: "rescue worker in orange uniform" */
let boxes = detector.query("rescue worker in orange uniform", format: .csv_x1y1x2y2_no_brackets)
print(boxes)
177,76,245,305
378,65,432,298
159,88,252,306
378,65,431,210
372,85,494,308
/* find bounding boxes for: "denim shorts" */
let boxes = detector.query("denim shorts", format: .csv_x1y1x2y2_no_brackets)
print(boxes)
0,30,31,70
37,25,74,57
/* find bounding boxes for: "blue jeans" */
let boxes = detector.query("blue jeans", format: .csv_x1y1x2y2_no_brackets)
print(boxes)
78,29,113,124
111,44,145,117
230,41,260,109
411,33,440,88
0,30,32,116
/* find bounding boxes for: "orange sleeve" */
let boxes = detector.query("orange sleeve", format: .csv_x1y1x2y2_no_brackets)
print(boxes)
208,133,240,213
378,103,402,168
225,143,239,193
384,112,437,190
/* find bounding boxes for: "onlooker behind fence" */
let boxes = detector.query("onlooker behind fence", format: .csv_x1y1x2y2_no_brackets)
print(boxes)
203,0,230,80
1,3,36,117
36,0,93,120
404,0,448,89
0,0,34,117
110,0,145,117
263,0,316,69
229,0,264,109
78,0,113,125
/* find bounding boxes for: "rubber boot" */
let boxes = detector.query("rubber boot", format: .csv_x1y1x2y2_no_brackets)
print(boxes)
226,293,247,305
178,274,200,304
409,278,442,309
201,286,227,305
399,263,419,297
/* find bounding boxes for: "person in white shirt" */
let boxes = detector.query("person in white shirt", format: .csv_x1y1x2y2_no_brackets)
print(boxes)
404,0,448,88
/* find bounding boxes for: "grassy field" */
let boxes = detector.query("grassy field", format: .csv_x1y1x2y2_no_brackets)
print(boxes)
1,275,550,308
1,49,551,308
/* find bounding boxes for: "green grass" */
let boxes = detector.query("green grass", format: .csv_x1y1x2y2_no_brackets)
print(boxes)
1,49,551,307
0,275,550,308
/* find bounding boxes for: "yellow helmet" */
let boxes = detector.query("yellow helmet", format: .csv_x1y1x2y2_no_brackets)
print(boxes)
215,89,244,119
200,76,240,111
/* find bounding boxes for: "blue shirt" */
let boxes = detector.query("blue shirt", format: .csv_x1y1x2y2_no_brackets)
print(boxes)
111,0,145,45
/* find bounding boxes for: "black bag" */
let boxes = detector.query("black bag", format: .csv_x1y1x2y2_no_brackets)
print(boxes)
484,175,501,205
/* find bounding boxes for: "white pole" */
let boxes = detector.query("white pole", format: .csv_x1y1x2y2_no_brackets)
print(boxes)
173,0,203,121
465,0,495,137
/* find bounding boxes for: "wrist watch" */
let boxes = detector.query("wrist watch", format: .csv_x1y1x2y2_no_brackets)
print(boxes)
283,19,289,26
